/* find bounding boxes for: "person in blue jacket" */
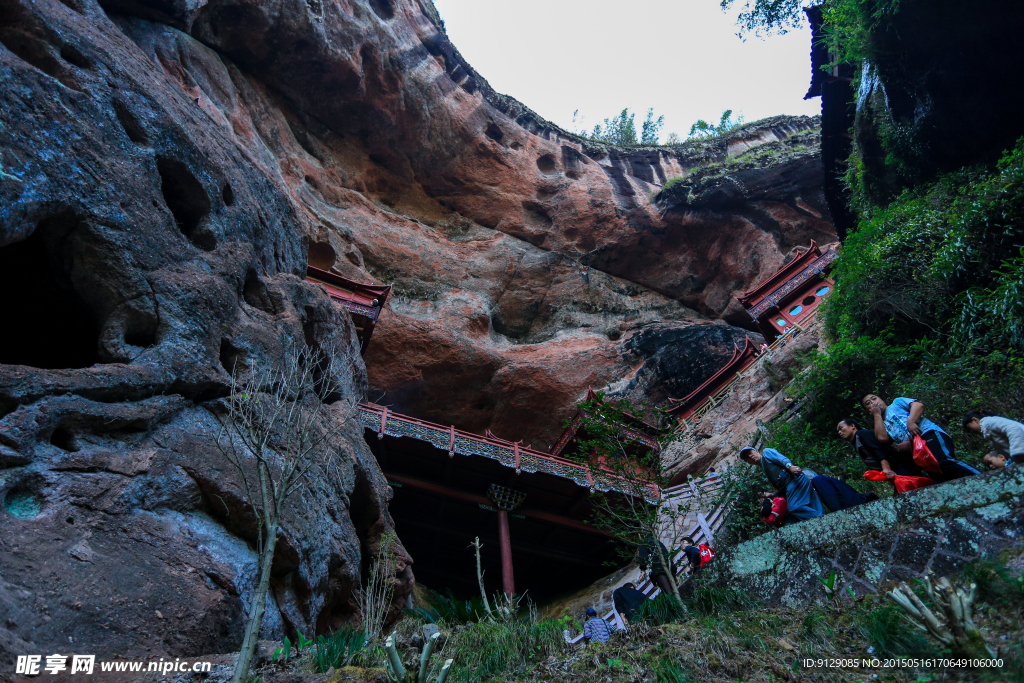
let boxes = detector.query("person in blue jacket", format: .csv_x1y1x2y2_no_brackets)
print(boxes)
739,446,824,524
863,394,979,481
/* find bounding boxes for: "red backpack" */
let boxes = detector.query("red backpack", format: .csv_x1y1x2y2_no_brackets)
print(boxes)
698,543,715,566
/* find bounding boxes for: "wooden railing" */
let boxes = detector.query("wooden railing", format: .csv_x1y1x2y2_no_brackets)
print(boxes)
357,403,658,500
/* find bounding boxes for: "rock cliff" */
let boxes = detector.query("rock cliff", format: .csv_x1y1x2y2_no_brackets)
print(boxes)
711,467,1024,607
0,0,835,660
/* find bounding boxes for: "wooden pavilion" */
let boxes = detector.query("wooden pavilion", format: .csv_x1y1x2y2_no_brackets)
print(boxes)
735,240,837,342
306,266,392,353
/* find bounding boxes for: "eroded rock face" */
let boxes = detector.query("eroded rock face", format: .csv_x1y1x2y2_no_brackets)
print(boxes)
0,0,834,659
0,0,412,660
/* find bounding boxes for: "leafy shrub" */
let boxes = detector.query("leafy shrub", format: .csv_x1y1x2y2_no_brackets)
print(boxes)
633,585,757,625
408,588,490,626
312,626,366,673
634,594,688,625
959,557,1024,610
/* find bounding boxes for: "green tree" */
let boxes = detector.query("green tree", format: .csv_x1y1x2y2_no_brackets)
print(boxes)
568,395,698,601
720,0,811,37
641,108,666,145
590,108,638,145
688,109,744,139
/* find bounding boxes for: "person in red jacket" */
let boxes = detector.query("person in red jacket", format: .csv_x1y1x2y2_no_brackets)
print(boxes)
760,495,788,526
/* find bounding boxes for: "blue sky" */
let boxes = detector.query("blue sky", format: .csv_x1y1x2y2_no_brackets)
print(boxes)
431,0,821,142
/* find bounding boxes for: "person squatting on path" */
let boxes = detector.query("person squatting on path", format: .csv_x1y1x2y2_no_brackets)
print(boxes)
612,582,647,624
863,394,979,481
638,537,677,596
583,608,613,643
963,410,1024,467
837,417,929,482
760,494,787,526
740,447,824,524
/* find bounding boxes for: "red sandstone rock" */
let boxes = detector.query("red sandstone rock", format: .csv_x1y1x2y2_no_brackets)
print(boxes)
0,0,836,661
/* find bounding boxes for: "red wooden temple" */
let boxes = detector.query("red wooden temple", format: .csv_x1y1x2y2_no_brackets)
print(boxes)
332,276,662,601
665,337,759,422
358,403,657,602
735,240,837,341
550,388,661,460
306,266,392,353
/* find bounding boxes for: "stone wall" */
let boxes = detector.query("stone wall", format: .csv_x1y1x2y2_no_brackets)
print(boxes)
710,468,1024,607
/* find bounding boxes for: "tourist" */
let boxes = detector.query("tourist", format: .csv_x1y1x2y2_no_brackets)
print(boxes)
760,495,787,526
837,417,928,480
582,608,613,644
862,394,980,481
680,536,702,573
809,474,878,512
638,537,677,597
739,447,824,524
962,410,1024,465
612,582,647,623
982,451,1015,470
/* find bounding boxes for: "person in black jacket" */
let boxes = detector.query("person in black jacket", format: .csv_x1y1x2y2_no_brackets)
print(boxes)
612,582,647,623
680,536,702,573
837,417,927,481
637,537,676,596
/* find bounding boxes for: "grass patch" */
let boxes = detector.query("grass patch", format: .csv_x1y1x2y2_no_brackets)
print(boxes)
443,615,570,682
855,604,934,657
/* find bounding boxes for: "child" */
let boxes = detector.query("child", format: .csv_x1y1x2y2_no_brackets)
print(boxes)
982,451,1015,470
760,495,788,526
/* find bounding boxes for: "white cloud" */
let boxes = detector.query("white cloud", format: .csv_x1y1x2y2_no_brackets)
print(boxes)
431,0,821,142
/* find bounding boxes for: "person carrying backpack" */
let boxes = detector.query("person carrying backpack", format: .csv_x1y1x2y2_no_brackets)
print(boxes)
638,537,677,596
740,447,825,524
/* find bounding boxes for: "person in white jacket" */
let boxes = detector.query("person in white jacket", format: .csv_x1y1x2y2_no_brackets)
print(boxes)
962,410,1024,465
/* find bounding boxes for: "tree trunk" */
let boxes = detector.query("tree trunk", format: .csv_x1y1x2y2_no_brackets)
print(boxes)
231,516,280,683
657,543,682,601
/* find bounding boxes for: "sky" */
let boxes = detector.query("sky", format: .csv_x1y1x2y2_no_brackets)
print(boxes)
430,0,821,142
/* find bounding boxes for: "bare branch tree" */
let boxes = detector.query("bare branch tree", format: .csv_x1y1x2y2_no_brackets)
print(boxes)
888,571,996,659
359,530,399,644
218,342,355,683
570,395,691,601
470,537,493,616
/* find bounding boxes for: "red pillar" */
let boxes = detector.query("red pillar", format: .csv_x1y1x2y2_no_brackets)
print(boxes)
497,509,515,596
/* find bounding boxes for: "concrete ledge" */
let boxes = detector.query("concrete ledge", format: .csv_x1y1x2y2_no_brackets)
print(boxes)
710,468,1024,606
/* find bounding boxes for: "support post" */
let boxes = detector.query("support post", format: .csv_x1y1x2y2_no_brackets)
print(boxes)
497,509,515,597
486,484,526,598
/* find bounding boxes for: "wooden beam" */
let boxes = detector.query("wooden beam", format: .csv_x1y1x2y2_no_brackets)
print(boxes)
391,516,607,566
384,472,610,536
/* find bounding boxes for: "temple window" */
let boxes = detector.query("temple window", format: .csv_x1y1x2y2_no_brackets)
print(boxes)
815,285,831,296
788,304,804,316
